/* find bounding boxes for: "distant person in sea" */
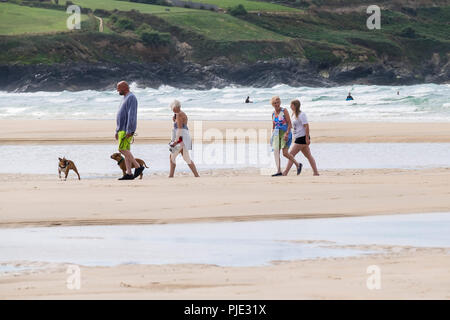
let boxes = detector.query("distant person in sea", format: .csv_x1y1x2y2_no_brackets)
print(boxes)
270,96,300,177
168,100,199,178
245,96,253,103
283,99,319,176
346,92,354,101
115,81,145,180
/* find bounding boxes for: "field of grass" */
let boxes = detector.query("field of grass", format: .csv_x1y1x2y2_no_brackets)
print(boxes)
0,3,87,35
158,11,289,41
190,0,298,12
70,0,297,12
69,0,291,41
62,0,193,13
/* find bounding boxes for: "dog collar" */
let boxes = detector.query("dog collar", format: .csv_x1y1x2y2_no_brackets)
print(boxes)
59,161,69,169
117,158,124,166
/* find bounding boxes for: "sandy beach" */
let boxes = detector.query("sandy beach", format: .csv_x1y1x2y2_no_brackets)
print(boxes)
2,0,449,301
0,168,449,229
1,247,449,299
0,120,449,299
1,120,450,144
1,120,447,229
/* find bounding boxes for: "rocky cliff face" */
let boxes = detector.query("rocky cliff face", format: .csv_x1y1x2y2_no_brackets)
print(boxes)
1,57,448,92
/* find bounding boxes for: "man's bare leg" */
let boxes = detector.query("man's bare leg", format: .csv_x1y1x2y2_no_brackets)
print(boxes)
120,150,140,175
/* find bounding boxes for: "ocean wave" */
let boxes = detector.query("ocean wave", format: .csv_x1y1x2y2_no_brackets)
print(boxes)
0,84,449,122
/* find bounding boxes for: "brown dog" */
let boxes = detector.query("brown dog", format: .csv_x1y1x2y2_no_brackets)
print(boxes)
110,153,149,179
58,157,81,180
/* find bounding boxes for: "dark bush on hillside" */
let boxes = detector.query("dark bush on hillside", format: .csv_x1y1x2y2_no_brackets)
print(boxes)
296,1,310,8
349,38,402,58
93,9,111,17
398,27,418,38
304,46,341,69
22,1,65,11
132,19,168,45
110,14,119,23
228,4,247,16
284,0,310,8
311,0,325,6
140,31,171,46
80,16,99,32
115,18,136,31
128,0,171,5
136,23,153,35
401,7,417,16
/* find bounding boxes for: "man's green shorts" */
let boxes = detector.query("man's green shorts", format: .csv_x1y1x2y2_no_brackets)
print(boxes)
118,131,133,151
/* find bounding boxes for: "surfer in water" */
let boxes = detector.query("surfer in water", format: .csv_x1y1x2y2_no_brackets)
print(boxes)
245,96,253,103
346,92,354,101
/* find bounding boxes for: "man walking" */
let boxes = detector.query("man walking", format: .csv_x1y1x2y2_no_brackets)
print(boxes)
115,81,145,180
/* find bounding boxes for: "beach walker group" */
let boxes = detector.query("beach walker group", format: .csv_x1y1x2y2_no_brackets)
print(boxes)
113,81,319,180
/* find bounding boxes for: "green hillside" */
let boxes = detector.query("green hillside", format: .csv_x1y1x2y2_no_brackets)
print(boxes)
179,0,298,11
0,0,449,76
62,0,192,13
67,0,297,12
0,2,87,35
159,11,290,41
65,0,294,41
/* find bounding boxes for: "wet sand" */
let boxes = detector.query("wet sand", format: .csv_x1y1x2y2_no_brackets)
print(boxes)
1,247,449,299
1,120,450,144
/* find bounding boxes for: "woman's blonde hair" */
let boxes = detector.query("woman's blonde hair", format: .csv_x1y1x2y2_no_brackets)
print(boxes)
271,96,280,105
291,99,301,118
170,99,181,111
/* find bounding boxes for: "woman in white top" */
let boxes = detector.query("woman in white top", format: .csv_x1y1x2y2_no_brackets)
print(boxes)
169,100,200,178
283,99,319,176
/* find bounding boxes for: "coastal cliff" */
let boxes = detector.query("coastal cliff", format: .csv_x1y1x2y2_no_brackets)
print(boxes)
0,0,449,91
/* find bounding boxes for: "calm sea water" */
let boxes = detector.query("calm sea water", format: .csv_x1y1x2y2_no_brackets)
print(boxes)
0,212,449,268
0,143,449,175
1,84,449,121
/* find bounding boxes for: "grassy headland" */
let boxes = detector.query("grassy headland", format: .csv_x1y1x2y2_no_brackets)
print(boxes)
0,0,449,87
0,2,88,35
